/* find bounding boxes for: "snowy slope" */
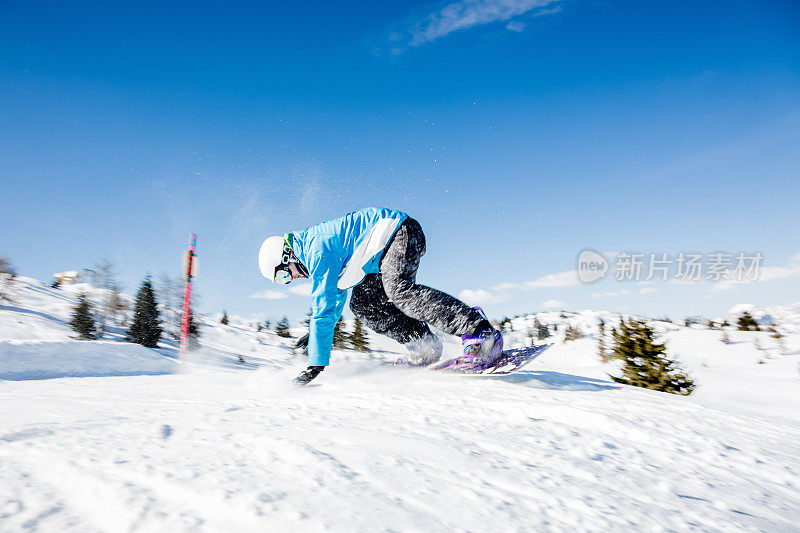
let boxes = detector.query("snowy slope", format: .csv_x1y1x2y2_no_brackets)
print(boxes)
0,277,176,380
1,276,800,531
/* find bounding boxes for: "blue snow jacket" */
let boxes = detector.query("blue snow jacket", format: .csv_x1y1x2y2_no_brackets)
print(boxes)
287,207,408,366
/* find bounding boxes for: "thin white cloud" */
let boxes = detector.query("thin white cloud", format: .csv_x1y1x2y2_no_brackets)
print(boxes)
639,287,661,295
251,282,312,299
532,6,562,17
505,21,526,32
709,264,800,293
490,270,580,291
459,269,580,307
289,283,312,297
522,270,582,289
250,290,289,300
591,289,632,298
541,299,565,310
757,264,800,282
397,0,562,50
458,288,509,305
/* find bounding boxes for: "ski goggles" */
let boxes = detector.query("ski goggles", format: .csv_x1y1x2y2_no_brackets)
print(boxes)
273,242,294,285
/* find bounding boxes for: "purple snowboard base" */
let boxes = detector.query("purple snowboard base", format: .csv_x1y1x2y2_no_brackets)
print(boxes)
426,344,551,376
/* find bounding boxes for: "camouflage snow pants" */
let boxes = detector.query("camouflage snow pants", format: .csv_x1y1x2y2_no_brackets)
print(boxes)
349,217,486,346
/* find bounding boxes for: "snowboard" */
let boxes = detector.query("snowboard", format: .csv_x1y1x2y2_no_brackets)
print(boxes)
426,344,551,376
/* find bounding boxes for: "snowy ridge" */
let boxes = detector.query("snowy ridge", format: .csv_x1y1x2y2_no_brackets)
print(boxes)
1,276,800,531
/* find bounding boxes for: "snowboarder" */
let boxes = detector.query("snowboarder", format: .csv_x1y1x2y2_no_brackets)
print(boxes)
258,207,502,385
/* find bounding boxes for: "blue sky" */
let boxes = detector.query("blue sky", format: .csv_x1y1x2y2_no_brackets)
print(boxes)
1,0,799,325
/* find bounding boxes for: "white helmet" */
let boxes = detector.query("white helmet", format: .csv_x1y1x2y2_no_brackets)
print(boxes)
259,236,293,284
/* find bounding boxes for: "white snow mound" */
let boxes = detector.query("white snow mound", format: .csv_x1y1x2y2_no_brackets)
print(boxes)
0,340,175,380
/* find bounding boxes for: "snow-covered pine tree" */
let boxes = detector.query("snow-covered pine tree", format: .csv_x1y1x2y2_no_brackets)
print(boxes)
563,323,584,341
349,317,370,354
526,325,536,347
721,330,731,344
333,316,348,348
70,294,97,340
737,311,760,331
0,256,17,304
93,258,118,337
534,317,550,341
609,318,695,396
158,273,183,339
108,283,128,325
275,316,292,338
187,309,201,350
126,277,162,348
597,318,610,362
220,311,229,325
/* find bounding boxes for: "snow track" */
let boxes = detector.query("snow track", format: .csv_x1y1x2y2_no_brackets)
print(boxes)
2,276,799,531
1,366,798,532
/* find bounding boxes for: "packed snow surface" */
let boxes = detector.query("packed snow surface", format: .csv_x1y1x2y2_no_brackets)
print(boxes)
1,276,799,531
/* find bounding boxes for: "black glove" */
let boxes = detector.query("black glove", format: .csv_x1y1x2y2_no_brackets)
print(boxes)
293,365,325,385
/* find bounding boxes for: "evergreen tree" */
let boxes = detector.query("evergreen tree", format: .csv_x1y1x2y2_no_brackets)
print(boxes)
264,320,271,331
721,319,730,328
220,311,229,325
564,323,584,341
126,277,162,348
275,316,292,338
597,318,610,362
721,330,731,344
526,325,536,347
609,319,695,396
534,317,550,341
93,258,118,337
333,316,348,348
349,317,371,354
107,283,128,325
0,256,17,304
737,311,760,331
69,294,97,340
187,309,201,350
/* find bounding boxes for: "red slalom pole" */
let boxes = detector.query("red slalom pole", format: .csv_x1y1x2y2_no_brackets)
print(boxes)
179,233,197,363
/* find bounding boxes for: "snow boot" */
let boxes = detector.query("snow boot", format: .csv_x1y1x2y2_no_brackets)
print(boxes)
460,308,503,367
293,365,325,385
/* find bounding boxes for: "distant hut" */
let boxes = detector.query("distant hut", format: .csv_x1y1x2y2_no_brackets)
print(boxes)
54,271,82,285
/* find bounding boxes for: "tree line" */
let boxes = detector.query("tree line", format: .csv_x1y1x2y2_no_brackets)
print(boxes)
60,258,199,350
292,313,371,356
